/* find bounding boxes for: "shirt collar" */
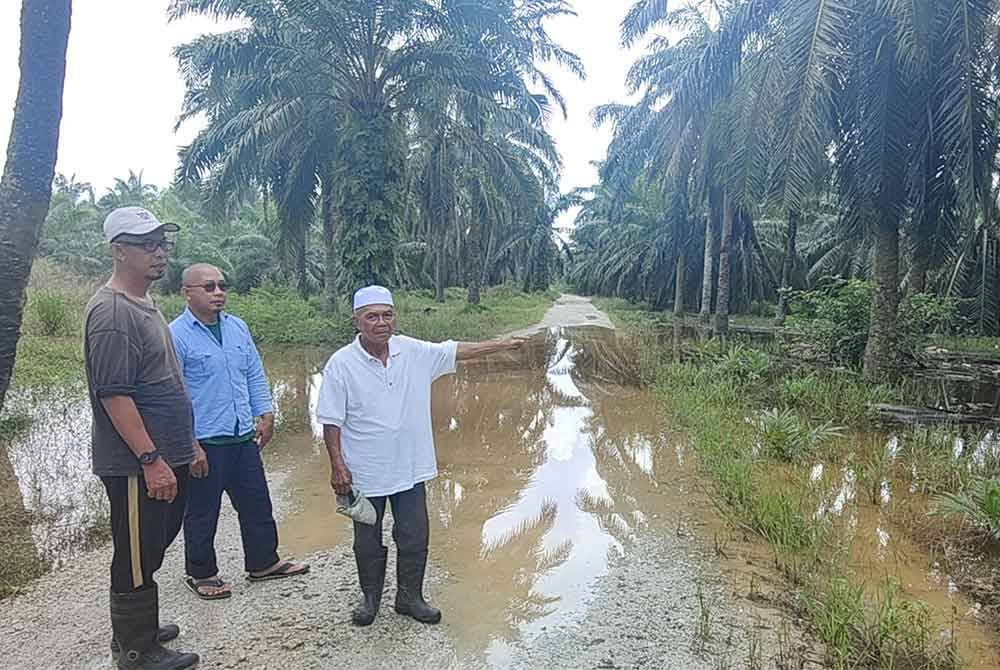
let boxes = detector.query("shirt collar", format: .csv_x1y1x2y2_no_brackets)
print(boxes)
184,307,227,330
354,334,401,363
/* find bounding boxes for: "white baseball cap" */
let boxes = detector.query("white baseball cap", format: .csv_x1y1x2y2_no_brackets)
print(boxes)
103,206,179,242
353,285,394,312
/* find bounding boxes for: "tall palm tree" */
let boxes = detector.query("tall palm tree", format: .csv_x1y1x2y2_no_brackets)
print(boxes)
599,0,998,378
97,169,158,210
173,0,578,303
0,0,72,417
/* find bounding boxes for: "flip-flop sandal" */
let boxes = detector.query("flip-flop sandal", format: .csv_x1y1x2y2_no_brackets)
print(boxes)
246,559,311,582
185,576,233,600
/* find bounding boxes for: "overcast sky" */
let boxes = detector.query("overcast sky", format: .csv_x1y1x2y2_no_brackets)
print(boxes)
0,1,638,206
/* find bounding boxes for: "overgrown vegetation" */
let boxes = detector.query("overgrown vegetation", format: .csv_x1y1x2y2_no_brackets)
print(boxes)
573,0,1000,383
654,347,959,669
789,279,957,367
594,298,963,668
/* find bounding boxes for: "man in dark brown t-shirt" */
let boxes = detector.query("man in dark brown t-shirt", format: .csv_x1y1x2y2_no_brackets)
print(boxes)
84,206,203,670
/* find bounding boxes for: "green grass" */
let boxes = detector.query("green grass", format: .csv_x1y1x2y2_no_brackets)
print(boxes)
648,343,960,669
10,336,84,390
928,335,1000,354
594,296,780,331
157,283,556,347
396,285,557,342
11,272,556,392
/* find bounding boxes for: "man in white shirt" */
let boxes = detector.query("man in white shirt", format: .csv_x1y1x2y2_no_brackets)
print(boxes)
316,285,525,626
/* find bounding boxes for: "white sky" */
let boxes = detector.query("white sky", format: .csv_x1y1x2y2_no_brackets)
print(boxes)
0,0,638,208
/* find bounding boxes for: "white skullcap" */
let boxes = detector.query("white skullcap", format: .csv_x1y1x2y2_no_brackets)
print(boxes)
353,285,394,312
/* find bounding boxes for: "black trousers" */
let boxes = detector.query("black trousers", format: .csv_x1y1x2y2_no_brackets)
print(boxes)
353,482,429,558
183,440,280,579
100,466,189,593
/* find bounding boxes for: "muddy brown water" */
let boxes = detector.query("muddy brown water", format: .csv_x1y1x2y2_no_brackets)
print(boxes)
4,326,1000,666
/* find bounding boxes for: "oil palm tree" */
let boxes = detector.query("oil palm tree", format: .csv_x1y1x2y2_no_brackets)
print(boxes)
172,0,579,302
0,0,72,417
601,0,998,378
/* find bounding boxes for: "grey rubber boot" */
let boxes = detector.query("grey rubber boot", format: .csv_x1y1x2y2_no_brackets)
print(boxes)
352,546,388,626
110,585,200,669
393,551,441,624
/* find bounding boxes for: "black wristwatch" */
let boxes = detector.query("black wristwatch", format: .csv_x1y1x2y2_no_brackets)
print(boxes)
138,450,161,466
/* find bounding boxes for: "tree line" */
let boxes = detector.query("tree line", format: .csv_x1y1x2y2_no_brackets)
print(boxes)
570,0,1000,381
169,0,582,308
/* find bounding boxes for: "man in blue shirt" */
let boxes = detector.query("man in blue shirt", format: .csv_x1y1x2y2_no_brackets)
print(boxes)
170,263,308,599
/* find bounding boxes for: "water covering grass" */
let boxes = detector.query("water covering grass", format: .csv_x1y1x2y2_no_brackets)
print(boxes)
652,349,960,669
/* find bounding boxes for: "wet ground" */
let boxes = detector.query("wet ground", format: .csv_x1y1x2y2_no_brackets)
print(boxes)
3,298,1000,667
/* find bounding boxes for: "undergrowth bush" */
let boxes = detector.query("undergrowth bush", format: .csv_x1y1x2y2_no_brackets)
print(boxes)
25,290,76,337
790,278,954,368
930,478,1000,541
752,408,843,461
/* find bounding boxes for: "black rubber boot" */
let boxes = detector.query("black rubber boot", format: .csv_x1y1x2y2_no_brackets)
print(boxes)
352,546,388,626
393,551,441,624
112,626,180,662
111,585,200,669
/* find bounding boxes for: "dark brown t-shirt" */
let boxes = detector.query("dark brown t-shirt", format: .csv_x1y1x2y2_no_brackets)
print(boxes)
84,287,195,476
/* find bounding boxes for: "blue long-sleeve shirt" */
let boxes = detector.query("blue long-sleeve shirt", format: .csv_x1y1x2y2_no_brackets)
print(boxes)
169,308,273,441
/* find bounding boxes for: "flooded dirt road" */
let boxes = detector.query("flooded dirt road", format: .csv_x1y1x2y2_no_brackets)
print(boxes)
2,297,1000,667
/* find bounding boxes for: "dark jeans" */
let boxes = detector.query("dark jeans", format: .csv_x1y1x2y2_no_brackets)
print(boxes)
353,482,429,559
183,440,279,579
101,465,189,593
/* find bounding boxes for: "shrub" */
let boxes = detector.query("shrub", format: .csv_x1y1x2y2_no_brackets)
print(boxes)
26,290,76,337
790,278,955,368
752,408,843,461
930,478,1000,540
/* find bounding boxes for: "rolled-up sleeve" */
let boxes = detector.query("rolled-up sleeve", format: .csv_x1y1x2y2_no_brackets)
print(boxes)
316,361,347,427
88,329,141,397
245,338,274,416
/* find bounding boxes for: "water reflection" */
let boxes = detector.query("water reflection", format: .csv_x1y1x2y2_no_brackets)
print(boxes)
273,327,677,662
3,386,107,565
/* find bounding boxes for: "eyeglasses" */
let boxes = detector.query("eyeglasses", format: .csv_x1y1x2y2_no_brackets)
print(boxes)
115,238,175,253
185,281,228,293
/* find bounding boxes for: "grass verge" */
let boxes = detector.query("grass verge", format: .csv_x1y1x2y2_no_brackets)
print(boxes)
654,355,958,668
595,300,962,668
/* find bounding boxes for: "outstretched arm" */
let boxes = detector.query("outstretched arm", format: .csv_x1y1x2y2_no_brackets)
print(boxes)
456,336,528,361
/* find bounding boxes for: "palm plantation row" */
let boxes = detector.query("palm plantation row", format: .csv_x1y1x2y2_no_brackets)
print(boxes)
573,0,1000,381
168,0,581,308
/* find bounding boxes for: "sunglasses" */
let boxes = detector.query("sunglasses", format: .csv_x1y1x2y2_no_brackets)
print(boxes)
115,238,175,253
185,281,228,293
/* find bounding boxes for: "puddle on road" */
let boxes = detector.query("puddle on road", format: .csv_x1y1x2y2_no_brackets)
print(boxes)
6,327,1000,667
275,328,704,663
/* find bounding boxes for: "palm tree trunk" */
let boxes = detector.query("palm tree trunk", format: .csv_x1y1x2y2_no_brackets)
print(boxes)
434,239,445,302
700,185,721,323
0,0,71,417
863,218,901,380
673,253,685,319
466,192,485,305
320,171,341,312
294,221,308,296
775,209,799,324
466,221,482,305
714,191,735,337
